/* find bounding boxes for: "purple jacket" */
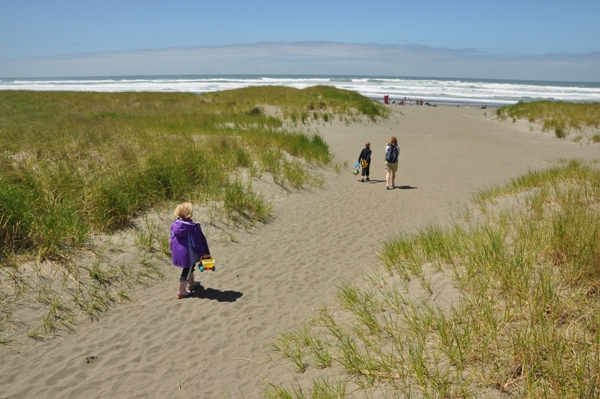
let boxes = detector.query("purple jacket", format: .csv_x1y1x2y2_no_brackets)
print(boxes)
170,219,210,268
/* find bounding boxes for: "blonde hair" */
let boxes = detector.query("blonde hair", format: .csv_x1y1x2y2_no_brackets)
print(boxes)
389,136,398,145
174,202,193,220
365,141,370,147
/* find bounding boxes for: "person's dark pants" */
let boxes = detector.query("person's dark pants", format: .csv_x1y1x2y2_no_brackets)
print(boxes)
361,165,370,178
179,264,196,282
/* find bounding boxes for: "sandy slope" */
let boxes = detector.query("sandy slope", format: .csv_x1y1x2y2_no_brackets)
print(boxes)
1,106,598,399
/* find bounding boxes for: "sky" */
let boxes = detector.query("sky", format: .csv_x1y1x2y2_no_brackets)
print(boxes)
1,0,599,81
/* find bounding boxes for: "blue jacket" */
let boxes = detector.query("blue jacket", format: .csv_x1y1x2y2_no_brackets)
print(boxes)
170,219,210,268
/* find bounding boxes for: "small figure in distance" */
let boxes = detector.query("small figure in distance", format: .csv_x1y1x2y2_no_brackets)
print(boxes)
384,136,399,190
357,141,372,183
170,202,211,299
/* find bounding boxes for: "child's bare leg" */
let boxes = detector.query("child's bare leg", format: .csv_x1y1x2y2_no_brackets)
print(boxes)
178,266,193,296
187,265,201,290
178,280,188,296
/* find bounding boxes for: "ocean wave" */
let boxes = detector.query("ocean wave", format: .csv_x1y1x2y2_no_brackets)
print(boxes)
1,75,599,106
329,78,353,82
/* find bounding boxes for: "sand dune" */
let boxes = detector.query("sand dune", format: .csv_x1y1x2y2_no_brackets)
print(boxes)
1,106,598,399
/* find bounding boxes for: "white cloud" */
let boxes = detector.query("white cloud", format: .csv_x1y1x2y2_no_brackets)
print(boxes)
1,41,599,82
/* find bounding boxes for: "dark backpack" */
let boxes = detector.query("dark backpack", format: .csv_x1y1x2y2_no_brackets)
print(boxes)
385,145,398,163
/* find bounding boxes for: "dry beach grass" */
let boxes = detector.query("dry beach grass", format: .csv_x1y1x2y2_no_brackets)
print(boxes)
1,96,600,398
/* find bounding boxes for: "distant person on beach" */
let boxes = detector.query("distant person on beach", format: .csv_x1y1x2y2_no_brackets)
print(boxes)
170,202,211,299
384,136,399,190
357,141,372,182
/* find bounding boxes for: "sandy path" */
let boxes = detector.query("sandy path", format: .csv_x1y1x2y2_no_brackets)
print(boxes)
1,106,598,399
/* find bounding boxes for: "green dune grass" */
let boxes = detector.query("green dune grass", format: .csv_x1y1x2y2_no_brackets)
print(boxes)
496,101,600,138
0,86,388,262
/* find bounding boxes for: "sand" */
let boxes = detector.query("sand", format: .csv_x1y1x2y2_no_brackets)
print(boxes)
1,106,598,399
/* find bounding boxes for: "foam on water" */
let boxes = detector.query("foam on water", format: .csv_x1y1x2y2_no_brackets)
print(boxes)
1,75,599,106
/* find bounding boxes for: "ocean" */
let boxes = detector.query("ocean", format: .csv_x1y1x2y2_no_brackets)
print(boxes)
1,75,600,107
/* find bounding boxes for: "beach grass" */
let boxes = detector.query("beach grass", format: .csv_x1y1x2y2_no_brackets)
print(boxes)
267,159,600,398
496,101,600,138
0,86,386,261
0,86,388,342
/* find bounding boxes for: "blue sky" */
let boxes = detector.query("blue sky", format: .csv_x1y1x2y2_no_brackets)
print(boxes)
1,0,599,81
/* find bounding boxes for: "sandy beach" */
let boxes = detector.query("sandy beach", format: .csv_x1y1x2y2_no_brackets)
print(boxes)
1,105,598,399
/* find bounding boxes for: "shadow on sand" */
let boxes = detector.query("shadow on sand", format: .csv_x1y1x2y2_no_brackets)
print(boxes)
394,185,417,190
188,287,243,302
362,180,418,190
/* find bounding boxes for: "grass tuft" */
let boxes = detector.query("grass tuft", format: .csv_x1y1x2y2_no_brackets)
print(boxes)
496,101,600,138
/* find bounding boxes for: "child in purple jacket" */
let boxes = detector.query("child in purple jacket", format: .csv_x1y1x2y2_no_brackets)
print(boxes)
170,203,210,299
